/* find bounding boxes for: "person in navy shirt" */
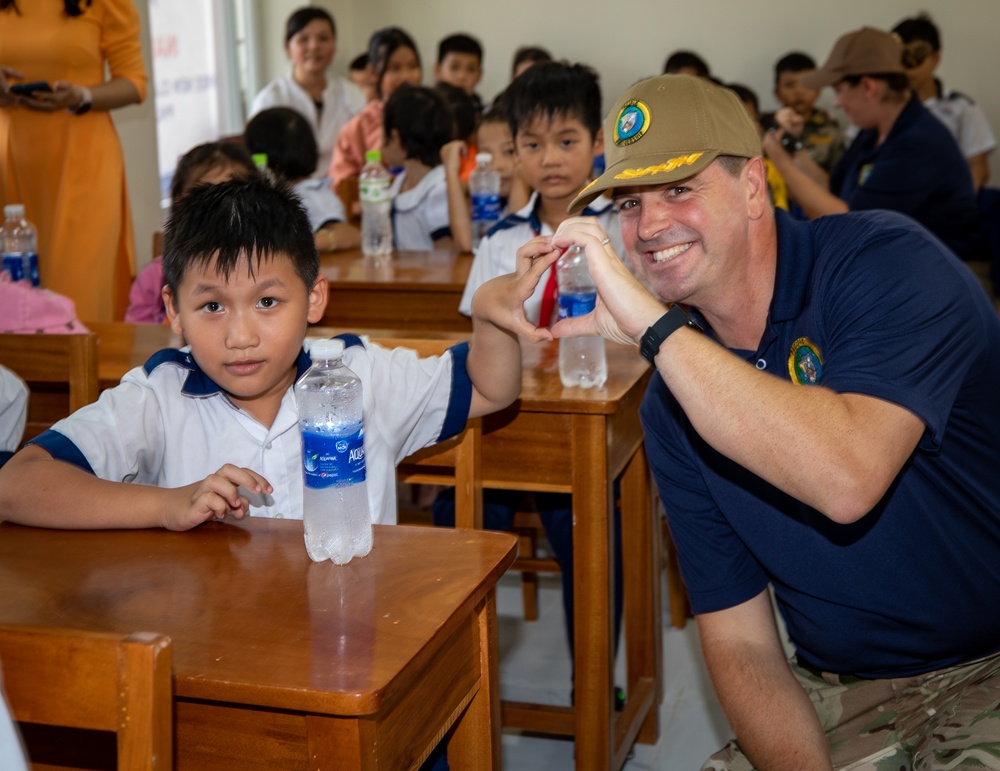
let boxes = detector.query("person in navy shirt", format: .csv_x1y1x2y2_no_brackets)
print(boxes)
533,73,1000,770
763,27,981,262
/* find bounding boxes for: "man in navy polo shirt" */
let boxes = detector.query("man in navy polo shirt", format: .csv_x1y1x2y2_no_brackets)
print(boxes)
531,73,1000,769
762,27,981,262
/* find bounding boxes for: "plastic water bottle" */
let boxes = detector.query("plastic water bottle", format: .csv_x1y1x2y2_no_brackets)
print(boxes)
556,245,607,388
1,204,39,286
295,338,373,564
469,152,501,251
359,150,393,256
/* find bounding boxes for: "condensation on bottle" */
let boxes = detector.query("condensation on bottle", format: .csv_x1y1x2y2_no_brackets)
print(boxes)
556,245,608,388
359,150,393,257
469,152,501,251
1,204,40,286
295,338,373,564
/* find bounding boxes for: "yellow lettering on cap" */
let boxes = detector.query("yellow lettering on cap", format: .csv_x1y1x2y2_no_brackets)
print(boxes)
614,152,705,181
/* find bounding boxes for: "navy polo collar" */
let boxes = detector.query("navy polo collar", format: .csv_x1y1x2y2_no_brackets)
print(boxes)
143,346,314,397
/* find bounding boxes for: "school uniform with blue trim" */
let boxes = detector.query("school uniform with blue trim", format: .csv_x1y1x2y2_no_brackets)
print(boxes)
459,192,622,319
28,336,472,526
642,208,1000,678
830,94,980,260
390,165,451,250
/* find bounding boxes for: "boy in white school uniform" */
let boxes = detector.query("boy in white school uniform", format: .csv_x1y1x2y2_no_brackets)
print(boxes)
0,174,555,529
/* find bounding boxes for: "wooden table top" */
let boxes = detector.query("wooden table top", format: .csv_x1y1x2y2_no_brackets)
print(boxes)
319,249,473,290
0,519,516,717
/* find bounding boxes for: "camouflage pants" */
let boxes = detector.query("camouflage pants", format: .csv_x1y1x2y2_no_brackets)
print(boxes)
702,652,1000,770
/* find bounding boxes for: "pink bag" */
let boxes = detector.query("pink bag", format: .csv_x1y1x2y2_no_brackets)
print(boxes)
0,273,89,334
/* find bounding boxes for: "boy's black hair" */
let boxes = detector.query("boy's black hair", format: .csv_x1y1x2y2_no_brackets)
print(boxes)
162,175,318,298
349,53,368,71
383,84,454,168
663,50,711,77
368,27,421,98
284,6,335,44
504,61,601,139
244,107,317,182
170,141,255,202
774,51,817,85
437,33,482,65
480,94,508,126
434,81,477,142
892,14,941,51
511,46,552,78
726,83,759,115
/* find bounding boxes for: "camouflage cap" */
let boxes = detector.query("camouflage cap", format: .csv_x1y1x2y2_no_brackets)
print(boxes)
568,74,761,213
799,27,905,89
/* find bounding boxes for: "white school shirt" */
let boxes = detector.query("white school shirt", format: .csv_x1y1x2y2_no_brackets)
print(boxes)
292,178,347,232
30,337,472,525
390,165,452,250
459,193,622,321
0,364,27,452
250,74,367,178
925,83,997,159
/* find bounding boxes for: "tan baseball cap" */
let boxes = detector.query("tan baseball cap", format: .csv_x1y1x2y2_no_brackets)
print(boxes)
569,74,761,213
799,27,905,89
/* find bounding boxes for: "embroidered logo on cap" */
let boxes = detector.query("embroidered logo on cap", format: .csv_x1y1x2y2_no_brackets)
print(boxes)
614,100,651,146
788,337,823,384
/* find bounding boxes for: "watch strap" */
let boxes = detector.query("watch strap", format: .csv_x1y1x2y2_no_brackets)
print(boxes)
639,305,699,366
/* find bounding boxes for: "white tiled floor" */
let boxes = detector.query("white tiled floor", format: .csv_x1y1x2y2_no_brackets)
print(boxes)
494,571,732,770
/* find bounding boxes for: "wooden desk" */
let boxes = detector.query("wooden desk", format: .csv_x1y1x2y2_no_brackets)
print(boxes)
0,519,516,770
319,249,472,332
87,322,663,771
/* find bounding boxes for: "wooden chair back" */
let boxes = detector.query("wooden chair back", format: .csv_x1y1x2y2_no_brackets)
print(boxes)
337,176,362,226
0,624,172,771
0,333,100,441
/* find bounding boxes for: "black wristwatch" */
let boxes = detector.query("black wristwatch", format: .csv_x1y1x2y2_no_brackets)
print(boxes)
639,305,700,366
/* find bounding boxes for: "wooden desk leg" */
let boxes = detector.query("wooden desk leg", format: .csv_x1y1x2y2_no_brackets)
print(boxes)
448,590,500,770
621,442,663,745
571,413,615,770
454,418,484,530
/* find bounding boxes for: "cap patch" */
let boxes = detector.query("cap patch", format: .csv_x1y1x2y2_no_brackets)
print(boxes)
614,152,704,181
614,100,651,146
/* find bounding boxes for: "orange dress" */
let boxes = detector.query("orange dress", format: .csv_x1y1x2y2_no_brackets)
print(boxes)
0,0,147,322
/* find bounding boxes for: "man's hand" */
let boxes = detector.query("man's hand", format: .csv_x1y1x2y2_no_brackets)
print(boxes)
549,217,666,346
164,465,272,531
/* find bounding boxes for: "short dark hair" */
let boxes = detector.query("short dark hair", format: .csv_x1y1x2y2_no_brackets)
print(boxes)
505,60,601,139
368,27,421,98
434,81,477,142
383,84,454,167
511,46,552,78
438,33,482,65
244,107,317,181
663,50,710,77
163,175,318,298
726,83,759,115
170,141,255,202
892,14,941,51
284,6,335,45
480,92,508,127
774,51,817,84
349,53,368,72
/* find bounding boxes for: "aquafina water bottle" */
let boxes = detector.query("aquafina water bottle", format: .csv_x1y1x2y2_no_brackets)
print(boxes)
469,152,501,251
556,245,608,388
1,204,39,286
295,338,373,564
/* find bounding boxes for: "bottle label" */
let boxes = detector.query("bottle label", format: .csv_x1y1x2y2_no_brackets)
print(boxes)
359,178,391,204
558,290,597,319
1,254,24,283
471,192,502,223
302,427,367,489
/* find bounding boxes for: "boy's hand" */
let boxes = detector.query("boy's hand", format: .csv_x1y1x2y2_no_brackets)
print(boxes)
550,218,666,346
472,235,562,342
774,106,805,138
165,465,273,531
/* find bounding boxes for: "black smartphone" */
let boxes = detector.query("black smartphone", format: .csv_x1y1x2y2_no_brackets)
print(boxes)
9,81,53,96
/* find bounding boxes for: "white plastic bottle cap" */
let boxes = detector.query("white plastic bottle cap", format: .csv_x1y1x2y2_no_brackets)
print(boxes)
4,204,24,218
309,338,345,361
475,152,493,165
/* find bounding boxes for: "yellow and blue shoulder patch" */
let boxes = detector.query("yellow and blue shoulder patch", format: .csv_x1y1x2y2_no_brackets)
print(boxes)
788,337,823,384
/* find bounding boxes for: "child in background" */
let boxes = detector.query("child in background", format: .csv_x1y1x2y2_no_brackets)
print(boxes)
663,49,712,78
473,98,531,220
436,82,480,252
728,82,789,211
329,27,422,188
510,45,552,80
244,107,360,253
381,84,459,250
348,53,377,102
762,52,844,176
434,33,484,116
0,173,553,530
125,142,256,323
